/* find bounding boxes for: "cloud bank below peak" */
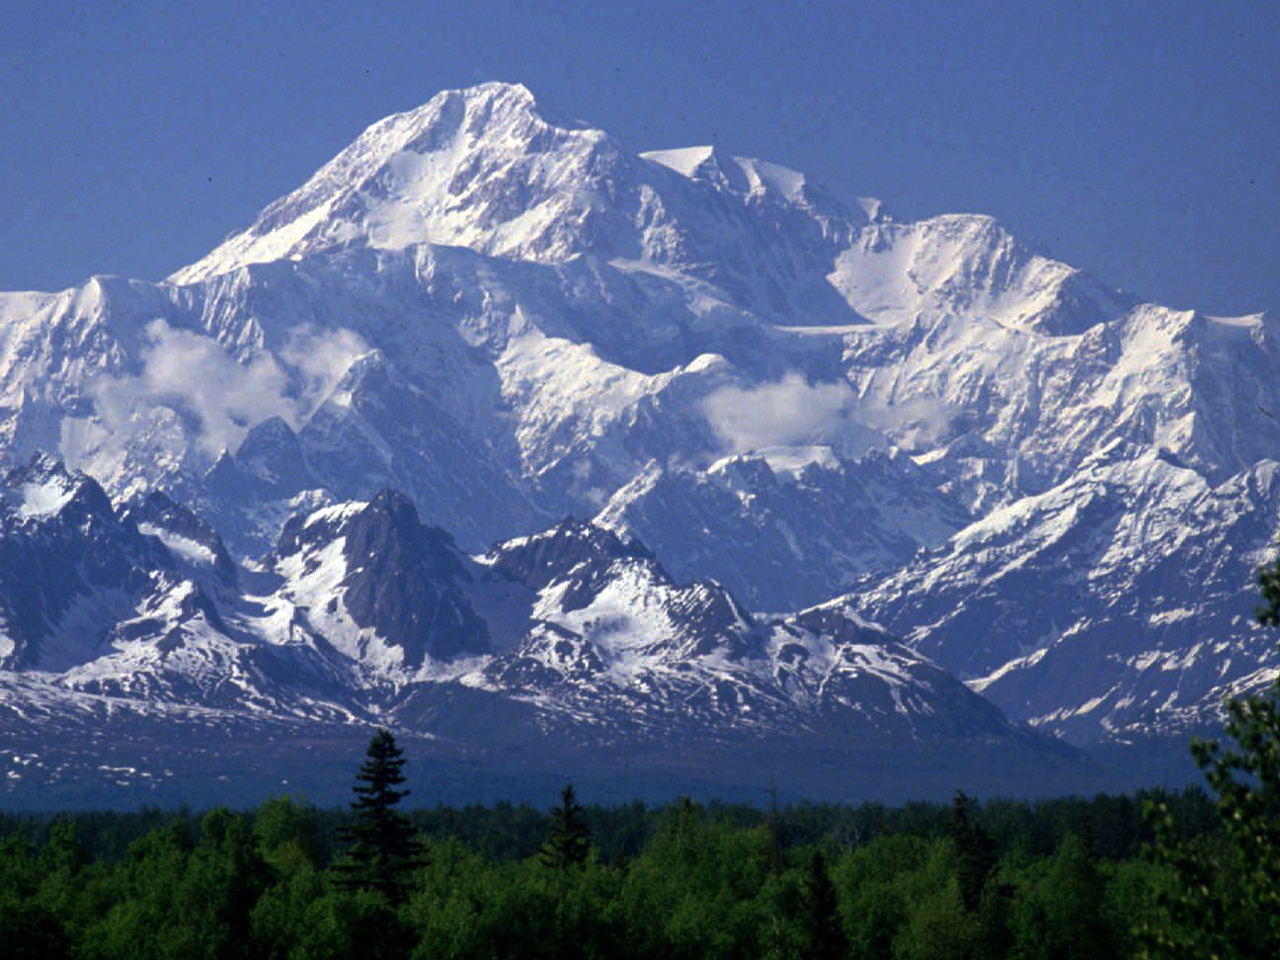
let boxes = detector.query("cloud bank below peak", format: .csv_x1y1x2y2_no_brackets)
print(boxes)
699,371,952,460
87,320,370,459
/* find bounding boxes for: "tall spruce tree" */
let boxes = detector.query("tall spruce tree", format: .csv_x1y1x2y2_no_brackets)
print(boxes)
539,783,590,869
802,849,846,960
334,729,424,901
951,789,997,912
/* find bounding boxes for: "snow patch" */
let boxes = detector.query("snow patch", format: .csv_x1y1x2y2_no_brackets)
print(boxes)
17,478,75,518
138,523,216,567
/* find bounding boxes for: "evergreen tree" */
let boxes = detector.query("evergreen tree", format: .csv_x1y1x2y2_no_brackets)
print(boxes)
951,790,996,912
539,783,590,869
801,849,845,960
334,729,424,901
0,831,71,960
766,778,783,876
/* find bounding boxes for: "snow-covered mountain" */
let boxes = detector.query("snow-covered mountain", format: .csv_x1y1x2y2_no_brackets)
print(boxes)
0,81,1276,801
857,442,1280,741
595,446,969,611
0,457,1085,804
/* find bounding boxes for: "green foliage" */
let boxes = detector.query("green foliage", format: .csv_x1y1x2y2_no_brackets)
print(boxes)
295,888,414,960
0,894,71,959
0,830,71,959
950,789,997,912
615,799,777,960
0,782,1246,959
800,849,845,960
250,860,327,960
254,795,324,871
1141,695,1280,958
893,878,979,960
407,799,549,862
852,836,980,960
831,833,931,959
1009,833,1115,960
33,819,108,950
78,809,269,960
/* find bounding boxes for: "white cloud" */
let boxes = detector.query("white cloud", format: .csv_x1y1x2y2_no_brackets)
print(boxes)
701,373,857,453
280,324,371,412
89,319,370,458
700,371,950,456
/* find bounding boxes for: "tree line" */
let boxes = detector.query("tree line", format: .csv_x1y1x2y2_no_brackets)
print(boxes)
0,770,1257,959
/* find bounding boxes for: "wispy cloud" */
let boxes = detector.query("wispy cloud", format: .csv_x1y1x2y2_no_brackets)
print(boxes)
700,371,950,456
280,324,371,411
701,372,857,453
89,319,369,458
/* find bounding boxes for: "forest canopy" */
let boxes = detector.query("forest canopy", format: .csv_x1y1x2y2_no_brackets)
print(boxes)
0,783,1226,960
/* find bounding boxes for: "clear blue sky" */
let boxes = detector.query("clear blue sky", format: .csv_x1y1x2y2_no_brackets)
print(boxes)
3,0,1277,317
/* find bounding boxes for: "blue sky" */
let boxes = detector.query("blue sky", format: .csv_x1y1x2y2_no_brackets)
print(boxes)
2,0,1276,317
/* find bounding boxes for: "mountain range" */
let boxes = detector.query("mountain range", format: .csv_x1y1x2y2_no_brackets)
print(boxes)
0,81,1275,806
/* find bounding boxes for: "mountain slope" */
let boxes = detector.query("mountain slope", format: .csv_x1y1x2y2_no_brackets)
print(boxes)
856,443,1280,742
0,461,1089,805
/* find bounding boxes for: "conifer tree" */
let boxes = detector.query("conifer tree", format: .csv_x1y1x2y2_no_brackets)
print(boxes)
767,778,783,876
539,783,590,869
334,729,424,901
951,789,996,912
801,849,846,960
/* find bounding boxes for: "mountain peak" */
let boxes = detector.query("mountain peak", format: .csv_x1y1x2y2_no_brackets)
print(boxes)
1,453,114,524
485,517,655,588
376,81,558,150
168,81,621,284
642,146,803,204
451,79,537,105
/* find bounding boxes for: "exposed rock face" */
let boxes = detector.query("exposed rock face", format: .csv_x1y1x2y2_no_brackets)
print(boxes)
274,489,491,665
0,454,172,670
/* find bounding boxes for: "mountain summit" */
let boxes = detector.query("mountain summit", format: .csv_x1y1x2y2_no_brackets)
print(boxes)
172,83,623,282
171,82,881,328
